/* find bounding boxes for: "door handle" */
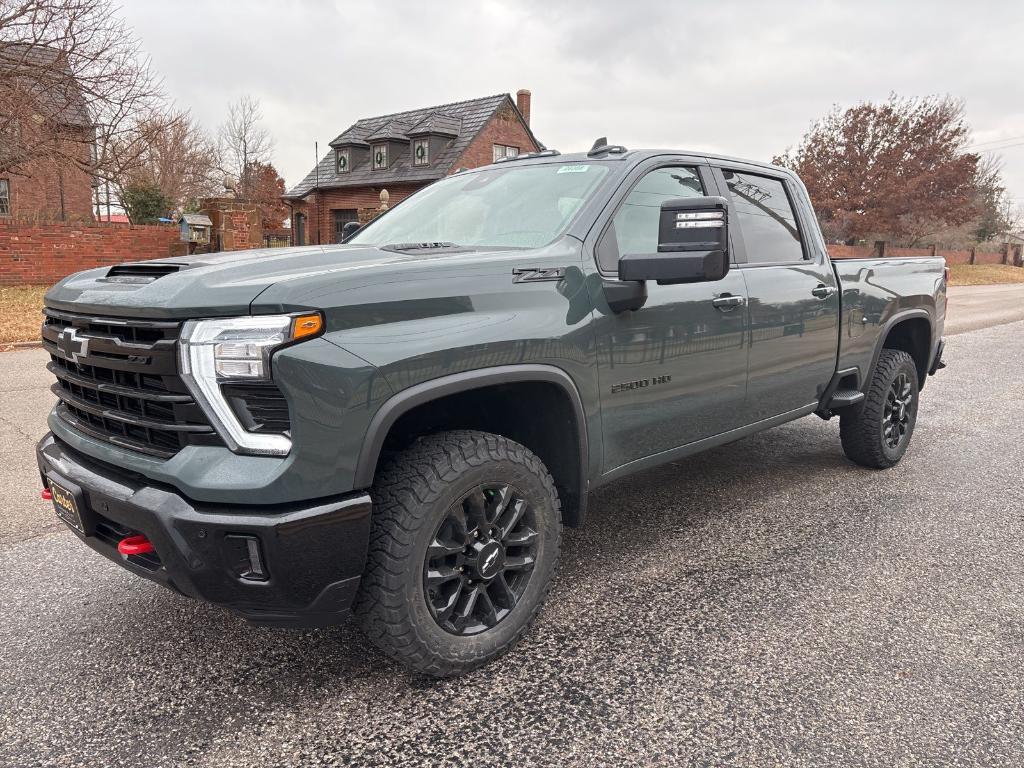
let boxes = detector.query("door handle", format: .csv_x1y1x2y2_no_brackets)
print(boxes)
811,284,837,299
711,294,745,309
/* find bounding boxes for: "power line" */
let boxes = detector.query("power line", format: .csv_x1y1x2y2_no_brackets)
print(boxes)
975,141,1024,154
964,134,1024,151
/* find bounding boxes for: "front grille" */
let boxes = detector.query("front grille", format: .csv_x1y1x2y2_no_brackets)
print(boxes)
42,308,223,458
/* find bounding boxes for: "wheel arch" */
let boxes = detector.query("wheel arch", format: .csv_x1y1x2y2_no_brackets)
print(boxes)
353,365,590,527
867,310,934,392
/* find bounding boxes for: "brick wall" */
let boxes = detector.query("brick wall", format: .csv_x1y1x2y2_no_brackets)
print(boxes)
2,129,95,223
0,221,179,285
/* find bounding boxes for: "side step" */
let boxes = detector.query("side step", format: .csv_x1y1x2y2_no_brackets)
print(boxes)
827,389,865,409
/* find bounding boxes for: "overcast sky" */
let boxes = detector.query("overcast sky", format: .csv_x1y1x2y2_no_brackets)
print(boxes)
119,0,1024,209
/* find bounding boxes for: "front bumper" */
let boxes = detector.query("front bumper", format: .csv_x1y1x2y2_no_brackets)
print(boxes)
36,433,372,628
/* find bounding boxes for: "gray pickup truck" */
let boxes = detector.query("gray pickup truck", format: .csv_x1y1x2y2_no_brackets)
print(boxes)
37,142,946,676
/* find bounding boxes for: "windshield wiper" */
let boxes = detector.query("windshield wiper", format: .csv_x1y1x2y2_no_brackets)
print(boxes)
381,242,461,252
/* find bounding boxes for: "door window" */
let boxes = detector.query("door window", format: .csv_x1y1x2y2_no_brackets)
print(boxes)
722,171,804,264
599,166,705,272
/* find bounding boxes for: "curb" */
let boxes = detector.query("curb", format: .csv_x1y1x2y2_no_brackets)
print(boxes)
1,340,42,352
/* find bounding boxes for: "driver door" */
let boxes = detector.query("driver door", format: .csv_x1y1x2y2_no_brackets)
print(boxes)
589,163,749,474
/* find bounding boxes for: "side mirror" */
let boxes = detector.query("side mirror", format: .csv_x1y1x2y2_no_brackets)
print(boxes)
618,196,729,285
341,221,362,242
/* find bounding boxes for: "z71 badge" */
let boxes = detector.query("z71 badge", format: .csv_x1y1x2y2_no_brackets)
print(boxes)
610,374,672,394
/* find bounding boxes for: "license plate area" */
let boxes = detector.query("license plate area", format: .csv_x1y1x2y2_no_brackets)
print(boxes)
48,477,85,533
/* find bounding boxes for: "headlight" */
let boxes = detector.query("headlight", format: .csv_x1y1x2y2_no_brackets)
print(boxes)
179,313,323,456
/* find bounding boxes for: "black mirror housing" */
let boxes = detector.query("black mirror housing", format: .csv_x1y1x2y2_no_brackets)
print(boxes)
617,196,730,285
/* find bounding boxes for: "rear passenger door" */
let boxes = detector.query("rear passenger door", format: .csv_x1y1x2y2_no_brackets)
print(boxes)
713,165,839,423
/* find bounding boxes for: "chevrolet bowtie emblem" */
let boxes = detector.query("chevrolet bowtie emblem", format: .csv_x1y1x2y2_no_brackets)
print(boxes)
57,328,90,364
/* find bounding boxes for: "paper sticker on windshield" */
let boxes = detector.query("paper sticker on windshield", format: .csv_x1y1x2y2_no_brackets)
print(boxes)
557,165,590,174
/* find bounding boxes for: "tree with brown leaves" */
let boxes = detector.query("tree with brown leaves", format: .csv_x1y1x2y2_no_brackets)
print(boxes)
243,161,288,230
774,95,983,245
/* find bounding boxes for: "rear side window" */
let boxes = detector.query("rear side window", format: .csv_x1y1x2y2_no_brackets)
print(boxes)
599,166,705,272
723,170,804,264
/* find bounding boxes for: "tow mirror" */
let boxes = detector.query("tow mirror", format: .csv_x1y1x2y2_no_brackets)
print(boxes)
618,196,729,285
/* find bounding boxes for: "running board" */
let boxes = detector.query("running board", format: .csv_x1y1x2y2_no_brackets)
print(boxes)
827,389,865,409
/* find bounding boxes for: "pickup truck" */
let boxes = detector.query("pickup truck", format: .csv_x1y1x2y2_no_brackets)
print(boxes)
36,142,946,676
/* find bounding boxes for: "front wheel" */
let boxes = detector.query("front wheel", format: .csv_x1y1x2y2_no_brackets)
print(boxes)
354,430,561,677
840,349,919,469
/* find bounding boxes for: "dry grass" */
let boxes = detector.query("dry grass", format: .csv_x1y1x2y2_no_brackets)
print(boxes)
0,285,47,346
948,264,1024,286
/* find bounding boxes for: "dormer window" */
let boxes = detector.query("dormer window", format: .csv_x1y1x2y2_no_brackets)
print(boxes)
412,139,429,167
336,148,350,174
372,144,388,170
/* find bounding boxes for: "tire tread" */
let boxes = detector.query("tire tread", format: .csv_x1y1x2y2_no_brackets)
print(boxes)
354,429,561,677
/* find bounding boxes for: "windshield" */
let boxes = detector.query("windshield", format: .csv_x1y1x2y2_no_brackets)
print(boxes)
348,162,610,249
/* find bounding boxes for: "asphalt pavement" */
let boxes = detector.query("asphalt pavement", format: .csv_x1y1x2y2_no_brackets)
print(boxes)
1,316,1023,767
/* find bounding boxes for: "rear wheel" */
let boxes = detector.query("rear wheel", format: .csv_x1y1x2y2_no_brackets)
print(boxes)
354,430,561,677
840,349,919,468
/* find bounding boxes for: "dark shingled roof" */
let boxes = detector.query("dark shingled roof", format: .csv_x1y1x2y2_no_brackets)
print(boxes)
408,112,461,137
285,93,538,199
0,44,92,128
364,120,411,142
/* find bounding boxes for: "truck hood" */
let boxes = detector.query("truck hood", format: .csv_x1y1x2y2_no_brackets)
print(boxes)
43,243,517,319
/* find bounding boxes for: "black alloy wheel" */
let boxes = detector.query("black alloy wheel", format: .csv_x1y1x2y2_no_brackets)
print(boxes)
883,371,914,449
424,484,539,636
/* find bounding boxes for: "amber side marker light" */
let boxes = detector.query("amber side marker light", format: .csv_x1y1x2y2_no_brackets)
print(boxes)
292,313,323,340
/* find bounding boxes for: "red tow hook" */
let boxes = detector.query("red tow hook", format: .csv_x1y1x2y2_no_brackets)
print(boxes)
118,535,154,556
41,488,53,501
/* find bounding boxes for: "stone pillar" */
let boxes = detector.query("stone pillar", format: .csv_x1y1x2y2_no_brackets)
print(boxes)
201,197,262,252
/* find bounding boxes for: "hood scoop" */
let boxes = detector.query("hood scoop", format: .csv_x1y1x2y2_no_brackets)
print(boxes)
102,262,186,284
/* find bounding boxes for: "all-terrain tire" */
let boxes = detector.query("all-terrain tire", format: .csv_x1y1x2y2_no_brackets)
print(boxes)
354,430,561,677
840,349,919,469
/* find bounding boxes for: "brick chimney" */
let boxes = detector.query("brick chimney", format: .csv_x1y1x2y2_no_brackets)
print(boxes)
516,89,531,126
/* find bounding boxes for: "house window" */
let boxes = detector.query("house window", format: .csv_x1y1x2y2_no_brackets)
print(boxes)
412,139,429,167
0,179,9,216
372,144,388,170
493,144,520,162
336,149,350,174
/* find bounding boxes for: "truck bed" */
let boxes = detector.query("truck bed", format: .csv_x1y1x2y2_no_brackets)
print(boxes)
831,256,947,388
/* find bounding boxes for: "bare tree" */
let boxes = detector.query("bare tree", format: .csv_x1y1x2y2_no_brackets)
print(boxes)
0,0,165,184
112,108,218,212
217,95,273,197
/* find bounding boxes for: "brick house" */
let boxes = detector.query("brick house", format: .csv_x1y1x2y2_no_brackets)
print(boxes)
0,45,95,223
283,90,541,245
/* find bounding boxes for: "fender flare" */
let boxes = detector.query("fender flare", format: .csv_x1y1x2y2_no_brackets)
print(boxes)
864,308,934,390
352,364,590,522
